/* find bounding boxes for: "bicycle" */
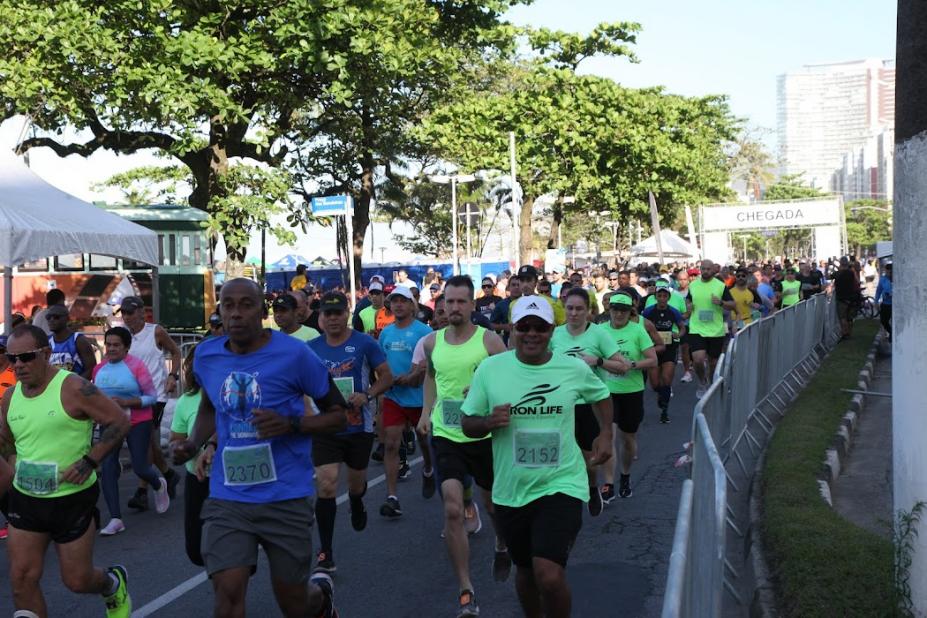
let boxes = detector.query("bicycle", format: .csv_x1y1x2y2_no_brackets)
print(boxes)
857,294,880,319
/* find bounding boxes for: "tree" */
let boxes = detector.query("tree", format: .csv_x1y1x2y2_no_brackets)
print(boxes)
762,175,826,258
728,130,776,201
0,0,524,273
419,55,738,264
845,199,892,256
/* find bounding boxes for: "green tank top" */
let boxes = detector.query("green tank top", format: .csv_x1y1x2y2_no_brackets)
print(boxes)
431,326,489,443
359,306,377,334
688,277,727,338
781,279,802,307
8,370,96,498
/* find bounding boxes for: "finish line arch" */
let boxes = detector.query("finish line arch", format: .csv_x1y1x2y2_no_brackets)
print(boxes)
698,197,847,263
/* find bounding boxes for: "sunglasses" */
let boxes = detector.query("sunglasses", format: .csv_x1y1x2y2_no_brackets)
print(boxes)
6,348,45,364
481,284,494,289
610,306,632,312
514,322,553,333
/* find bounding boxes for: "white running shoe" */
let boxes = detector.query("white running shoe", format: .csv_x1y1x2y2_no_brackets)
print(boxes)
153,475,170,514
100,518,125,536
464,501,482,536
680,371,693,383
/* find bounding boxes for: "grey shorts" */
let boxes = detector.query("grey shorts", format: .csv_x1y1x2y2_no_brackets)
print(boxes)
201,496,316,584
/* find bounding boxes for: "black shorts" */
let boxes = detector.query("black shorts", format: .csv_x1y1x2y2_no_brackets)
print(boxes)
687,334,725,359
153,401,167,426
657,343,679,366
573,404,600,452
6,484,100,544
495,493,583,568
612,391,645,434
312,432,375,471
431,435,494,491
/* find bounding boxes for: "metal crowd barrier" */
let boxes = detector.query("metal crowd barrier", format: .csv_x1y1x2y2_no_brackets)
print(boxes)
662,294,840,617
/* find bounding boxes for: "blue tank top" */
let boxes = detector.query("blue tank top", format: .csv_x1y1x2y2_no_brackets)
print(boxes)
48,333,85,376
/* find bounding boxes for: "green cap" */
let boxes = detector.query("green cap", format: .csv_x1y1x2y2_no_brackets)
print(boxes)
655,279,670,289
609,293,633,307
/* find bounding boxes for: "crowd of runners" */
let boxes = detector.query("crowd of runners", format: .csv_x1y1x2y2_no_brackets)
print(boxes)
0,252,890,618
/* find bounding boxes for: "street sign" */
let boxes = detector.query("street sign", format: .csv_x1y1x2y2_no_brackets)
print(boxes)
311,195,353,216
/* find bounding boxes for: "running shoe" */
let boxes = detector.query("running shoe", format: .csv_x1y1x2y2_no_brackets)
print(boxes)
370,443,385,463
588,485,604,516
153,475,170,514
456,589,480,617
464,501,482,535
310,572,339,618
103,565,131,618
127,488,148,511
350,500,367,531
600,483,616,504
379,496,402,518
314,550,337,574
422,469,436,499
403,429,416,455
660,411,670,424
398,460,412,481
695,387,706,400
100,519,126,536
492,548,512,582
165,468,181,500
618,475,633,498
0,523,8,540
680,370,693,383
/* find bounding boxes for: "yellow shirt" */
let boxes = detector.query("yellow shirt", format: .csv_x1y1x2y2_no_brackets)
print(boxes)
290,274,308,291
730,286,756,323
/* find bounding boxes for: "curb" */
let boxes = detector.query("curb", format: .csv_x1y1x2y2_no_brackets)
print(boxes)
817,333,882,506
749,439,779,618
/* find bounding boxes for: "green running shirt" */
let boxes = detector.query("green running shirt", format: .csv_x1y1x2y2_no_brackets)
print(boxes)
462,351,610,507
431,326,489,443
597,321,653,394
549,323,617,404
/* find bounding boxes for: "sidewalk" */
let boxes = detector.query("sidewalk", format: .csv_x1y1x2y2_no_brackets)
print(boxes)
831,338,893,539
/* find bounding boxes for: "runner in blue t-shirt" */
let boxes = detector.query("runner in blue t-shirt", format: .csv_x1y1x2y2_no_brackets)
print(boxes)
308,292,393,574
377,286,433,518
172,278,347,618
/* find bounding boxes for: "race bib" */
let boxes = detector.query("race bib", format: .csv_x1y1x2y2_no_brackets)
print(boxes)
334,377,354,400
659,331,673,345
514,431,560,468
698,310,715,323
442,399,463,428
222,443,277,487
15,460,58,495
784,287,798,296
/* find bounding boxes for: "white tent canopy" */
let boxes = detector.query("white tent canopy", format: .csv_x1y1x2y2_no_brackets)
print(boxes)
631,230,700,262
1,149,160,332
0,149,158,267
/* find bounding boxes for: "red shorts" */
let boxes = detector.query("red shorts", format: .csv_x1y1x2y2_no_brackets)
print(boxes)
381,397,423,428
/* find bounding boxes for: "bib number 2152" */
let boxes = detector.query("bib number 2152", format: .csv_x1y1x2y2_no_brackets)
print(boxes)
514,431,560,468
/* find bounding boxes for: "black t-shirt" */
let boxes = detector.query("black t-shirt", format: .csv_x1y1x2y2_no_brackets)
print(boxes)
475,295,501,321
797,271,824,300
834,269,859,301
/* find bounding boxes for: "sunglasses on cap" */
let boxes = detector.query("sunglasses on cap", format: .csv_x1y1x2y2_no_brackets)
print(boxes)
6,348,45,364
514,321,553,333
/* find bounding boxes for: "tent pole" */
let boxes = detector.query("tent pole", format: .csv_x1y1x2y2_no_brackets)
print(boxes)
152,266,161,324
4,266,12,335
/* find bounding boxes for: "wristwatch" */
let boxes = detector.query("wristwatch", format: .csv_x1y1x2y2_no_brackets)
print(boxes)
365,392,374,403
596,357,604,367
630,361,638,369
290,416,302,434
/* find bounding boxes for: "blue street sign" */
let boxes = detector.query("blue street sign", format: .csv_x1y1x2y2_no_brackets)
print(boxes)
311,195,353,216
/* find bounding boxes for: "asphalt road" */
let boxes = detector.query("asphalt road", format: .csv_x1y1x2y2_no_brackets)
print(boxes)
0,367,698,618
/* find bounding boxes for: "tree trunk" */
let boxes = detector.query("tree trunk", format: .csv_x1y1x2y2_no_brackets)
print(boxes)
547,202,562,250
519,197,534,266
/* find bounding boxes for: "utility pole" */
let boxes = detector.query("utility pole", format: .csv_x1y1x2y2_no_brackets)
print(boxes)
894,0,927,613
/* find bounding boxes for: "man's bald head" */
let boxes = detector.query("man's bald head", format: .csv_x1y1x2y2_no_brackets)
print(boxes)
220,278,263,302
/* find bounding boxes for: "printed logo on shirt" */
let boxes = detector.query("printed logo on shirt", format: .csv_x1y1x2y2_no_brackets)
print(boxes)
321,358,355,376
345,346,356,353
220,371,262,438
510,383,563,416
563,346,584,358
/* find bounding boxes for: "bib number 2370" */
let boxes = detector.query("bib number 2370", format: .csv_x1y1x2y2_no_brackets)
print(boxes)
222,444,277,486
514,431,560,467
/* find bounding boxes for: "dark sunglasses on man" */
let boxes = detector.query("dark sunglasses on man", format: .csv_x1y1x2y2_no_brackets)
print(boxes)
6,348,46,364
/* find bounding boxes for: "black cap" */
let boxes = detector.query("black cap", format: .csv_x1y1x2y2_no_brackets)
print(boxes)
119,296,145,313
320,292,348,312
517,265,539,279
272,295,298,311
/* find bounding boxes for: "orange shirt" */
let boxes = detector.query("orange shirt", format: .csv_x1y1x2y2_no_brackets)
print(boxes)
374,308,396,338
0,366,15,397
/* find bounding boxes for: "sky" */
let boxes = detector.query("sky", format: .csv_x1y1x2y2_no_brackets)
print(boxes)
0,0,897,261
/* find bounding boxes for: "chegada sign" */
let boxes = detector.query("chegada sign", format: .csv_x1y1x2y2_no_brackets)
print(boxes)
700,198,842,232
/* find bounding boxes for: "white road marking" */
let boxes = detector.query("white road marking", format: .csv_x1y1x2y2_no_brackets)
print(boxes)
130,456,424,617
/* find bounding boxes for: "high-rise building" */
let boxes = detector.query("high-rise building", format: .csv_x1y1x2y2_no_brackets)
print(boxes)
777,59,895,192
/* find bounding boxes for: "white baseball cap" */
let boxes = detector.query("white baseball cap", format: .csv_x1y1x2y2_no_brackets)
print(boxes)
388,286,414,301
369,282,384,292
511,295,555,325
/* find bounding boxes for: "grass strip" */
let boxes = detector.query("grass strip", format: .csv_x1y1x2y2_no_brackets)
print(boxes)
761,320,894,616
